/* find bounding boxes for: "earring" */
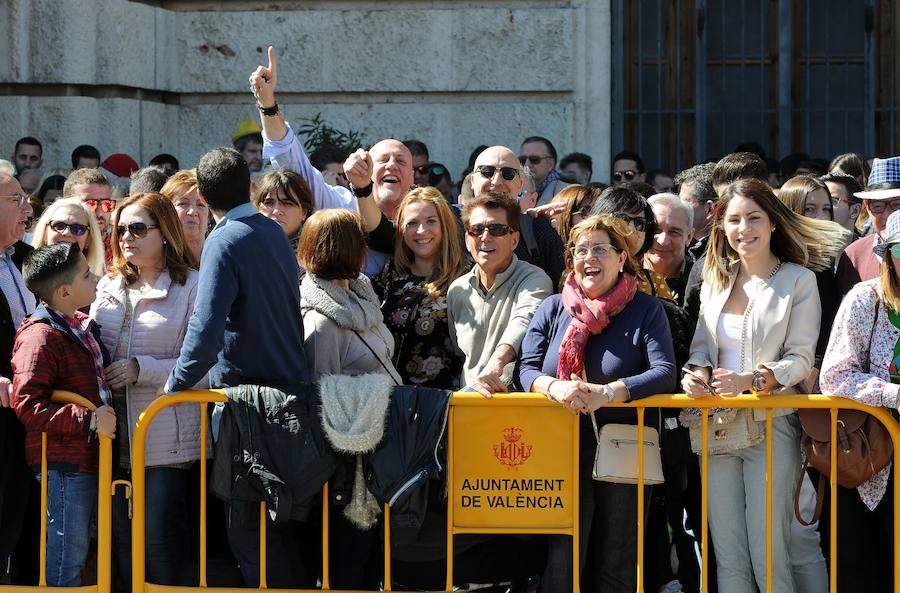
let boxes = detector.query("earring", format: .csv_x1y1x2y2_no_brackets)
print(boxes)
619,264,624,273
163,240,167,245
771,226,776,232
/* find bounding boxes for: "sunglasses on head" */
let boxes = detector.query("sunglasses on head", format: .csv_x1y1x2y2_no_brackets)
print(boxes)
613,170,638,182
475,166,519,182
467,222,513,238
49,220,88,236
84,198,117,213
116,222,159,239
519,155,552,166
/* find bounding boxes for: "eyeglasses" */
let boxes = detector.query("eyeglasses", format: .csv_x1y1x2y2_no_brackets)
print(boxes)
116,222,159,239
618,213,647,232
891,244,900,259
519,155,552,166
572,243,621,260
49,221,88,236
613,170,638,182
475,166,519,182
467,223,513,237
867,200,900,215
84,198,117,213
258,196,299,211
0,194,28,208
414,164,447,176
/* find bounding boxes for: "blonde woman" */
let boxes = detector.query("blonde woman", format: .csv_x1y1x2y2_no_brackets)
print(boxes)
682,178,846,593
31,197,105,276
373,187,468,388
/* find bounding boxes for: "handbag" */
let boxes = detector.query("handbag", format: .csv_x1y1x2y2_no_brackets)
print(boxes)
795,287,894,525
591,413,664,485
679,407,764,455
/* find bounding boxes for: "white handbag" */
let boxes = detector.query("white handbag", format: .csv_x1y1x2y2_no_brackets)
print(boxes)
591,413,665,485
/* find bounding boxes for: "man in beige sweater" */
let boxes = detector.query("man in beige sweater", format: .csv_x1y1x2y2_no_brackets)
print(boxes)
448,192,553,397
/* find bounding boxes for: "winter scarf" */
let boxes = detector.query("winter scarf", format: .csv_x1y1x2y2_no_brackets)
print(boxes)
300,272,384,332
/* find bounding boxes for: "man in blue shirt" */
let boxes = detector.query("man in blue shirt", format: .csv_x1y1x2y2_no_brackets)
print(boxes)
164,147,311,587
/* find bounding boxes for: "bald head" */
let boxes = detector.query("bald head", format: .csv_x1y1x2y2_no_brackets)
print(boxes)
471,146,524,199
369,139,414,220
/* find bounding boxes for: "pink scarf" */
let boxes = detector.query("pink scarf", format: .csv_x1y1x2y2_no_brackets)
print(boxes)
556,272,638,380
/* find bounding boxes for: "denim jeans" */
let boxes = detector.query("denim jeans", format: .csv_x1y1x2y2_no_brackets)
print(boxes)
37,470,97,587
112,466,192,588
707,414,801,593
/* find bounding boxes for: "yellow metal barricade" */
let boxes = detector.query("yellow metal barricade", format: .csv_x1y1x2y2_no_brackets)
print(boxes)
0,390,114,593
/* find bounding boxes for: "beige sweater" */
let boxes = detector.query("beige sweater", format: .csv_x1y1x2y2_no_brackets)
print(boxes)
447,256,553,387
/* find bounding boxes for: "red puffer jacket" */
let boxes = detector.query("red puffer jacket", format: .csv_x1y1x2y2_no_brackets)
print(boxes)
11,305,110,473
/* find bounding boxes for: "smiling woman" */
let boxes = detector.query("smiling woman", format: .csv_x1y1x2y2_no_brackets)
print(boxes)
30,198,105,277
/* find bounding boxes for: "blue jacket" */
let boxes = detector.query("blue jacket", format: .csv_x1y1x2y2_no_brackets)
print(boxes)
167,205,309,392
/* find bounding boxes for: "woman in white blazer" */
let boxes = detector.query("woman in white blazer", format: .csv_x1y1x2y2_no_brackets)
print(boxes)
681,179,845,593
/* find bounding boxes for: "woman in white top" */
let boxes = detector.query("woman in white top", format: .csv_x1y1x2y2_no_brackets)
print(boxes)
681,179,845,593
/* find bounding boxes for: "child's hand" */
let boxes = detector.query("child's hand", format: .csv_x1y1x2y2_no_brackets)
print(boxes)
94,405,116,438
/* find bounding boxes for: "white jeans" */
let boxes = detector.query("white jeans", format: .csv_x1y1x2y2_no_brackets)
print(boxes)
707,414,802,593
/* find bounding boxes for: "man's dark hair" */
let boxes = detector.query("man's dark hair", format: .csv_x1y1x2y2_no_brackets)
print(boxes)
234,134,263,153
674,162,717,202
402,140,429,160
196,147,250,212
589,186,656,257
522,136,558,162
779,152,811,180
734,141,767,162
309,144,350,172
796,160,826,176
148,153,180,172
623,180,656,199
712,152,768,191
463,192,522,233
130,166,169,194
559,152,593,176
23,243,81,304
645,169,673,187
612,150,644,173
71,145,101,168
820,172,863,204
14,136,42,156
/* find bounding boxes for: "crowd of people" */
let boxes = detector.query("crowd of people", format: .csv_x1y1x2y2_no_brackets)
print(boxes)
0,47,896,593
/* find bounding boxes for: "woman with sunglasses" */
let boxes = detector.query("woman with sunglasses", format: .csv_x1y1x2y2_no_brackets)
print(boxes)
550,184,602,244
820,209,900,593
519,213,676,593
31,197,105,276
160,169,209,262
252,170,314,254
89,192,202,588
681,179,845,593
373,187,467,389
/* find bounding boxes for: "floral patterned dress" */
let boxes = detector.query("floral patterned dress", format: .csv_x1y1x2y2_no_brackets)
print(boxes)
374,262,463,390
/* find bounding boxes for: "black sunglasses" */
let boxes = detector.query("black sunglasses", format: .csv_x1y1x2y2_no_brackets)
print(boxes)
116,222,159,239
467,222,513,237
613,170,638,182
49,220,88,236
475,166,519,182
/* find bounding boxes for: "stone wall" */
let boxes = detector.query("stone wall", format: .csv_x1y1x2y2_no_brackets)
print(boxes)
0,0,611,184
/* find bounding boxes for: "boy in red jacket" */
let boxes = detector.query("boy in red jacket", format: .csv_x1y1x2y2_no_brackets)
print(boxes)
11,243,115,586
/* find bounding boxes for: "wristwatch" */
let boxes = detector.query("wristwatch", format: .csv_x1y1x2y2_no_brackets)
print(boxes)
750,369,766,393
349,181,374,198
603,383,615,403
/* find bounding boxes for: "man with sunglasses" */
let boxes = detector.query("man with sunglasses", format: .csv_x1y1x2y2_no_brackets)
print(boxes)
403,139,431,187
63,169,116,263
0,174,37,584
836,156,900,299
519,136,571,207
612,150,646,187
447,192,552,397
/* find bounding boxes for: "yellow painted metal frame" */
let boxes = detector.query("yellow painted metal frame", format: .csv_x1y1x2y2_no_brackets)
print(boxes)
12,389,900,593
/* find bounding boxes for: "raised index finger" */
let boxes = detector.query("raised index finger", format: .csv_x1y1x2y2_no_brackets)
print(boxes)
267,46,277,76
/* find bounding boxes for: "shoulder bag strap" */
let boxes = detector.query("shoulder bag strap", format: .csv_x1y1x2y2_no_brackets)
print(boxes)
351,329,400,386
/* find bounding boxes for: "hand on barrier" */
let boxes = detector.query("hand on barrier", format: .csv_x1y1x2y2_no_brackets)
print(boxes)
344,149,374,189
550,376,592,414
710,368,751,397
681,366,715,397
0,375,10,407
249,46,277,107
104,358,139,390
94,404,117,438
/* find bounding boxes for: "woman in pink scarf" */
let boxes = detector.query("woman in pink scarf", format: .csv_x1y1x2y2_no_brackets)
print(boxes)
519,214,676,593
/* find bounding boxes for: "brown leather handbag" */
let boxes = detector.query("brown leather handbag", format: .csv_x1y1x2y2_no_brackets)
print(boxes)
796,288,894,525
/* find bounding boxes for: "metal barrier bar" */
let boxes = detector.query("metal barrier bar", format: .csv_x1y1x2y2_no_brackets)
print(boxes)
125,390,900,593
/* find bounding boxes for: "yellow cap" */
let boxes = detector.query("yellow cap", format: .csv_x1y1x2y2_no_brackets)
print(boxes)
232,119,262,145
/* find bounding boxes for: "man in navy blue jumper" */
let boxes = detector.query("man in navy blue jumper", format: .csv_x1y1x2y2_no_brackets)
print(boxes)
164,147,310,587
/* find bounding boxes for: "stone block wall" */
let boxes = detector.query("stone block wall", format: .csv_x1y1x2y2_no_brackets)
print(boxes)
0,0,611,184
